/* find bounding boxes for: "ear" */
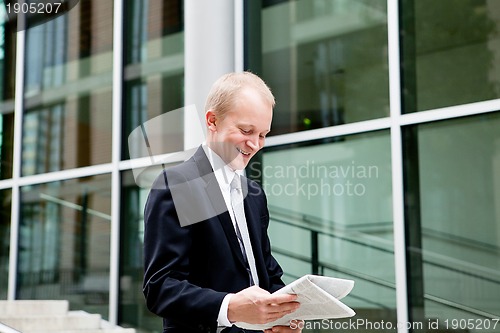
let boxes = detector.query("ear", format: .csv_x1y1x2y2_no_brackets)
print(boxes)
206,110,217,132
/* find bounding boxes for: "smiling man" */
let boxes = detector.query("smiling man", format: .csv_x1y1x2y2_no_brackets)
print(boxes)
143,72,302,333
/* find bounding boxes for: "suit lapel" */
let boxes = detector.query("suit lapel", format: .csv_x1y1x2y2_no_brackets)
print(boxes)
205,176,248,269
192,147,249,272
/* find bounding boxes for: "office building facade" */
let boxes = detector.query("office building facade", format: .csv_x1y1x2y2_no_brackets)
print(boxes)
0,0,499,332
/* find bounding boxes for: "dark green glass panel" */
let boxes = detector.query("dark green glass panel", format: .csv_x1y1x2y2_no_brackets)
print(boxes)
256,130,396,332
403,111,500,332
0,188,11,299
400,0,500,113
246,0,389,135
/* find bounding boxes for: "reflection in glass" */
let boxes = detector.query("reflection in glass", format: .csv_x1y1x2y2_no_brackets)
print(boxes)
255,131,395,330
119,170,161,330
404,112,500,331
0,188,11,299
21,0,114,176
122,0,184,160
18,175,111,318
400,0,500,113
0,1,16,180
247,0,389,135
0,113,13,180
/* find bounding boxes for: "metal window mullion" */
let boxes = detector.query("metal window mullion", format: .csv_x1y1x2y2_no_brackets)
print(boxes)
109,0,124,325
16,163,114,187
265,117,392,147
263,97,500,150
400,99,500,126
388,0,409,332
8,25,26,300
0,179,15,191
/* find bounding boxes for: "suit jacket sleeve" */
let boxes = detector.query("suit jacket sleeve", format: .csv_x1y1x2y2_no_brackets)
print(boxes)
142,170,227,330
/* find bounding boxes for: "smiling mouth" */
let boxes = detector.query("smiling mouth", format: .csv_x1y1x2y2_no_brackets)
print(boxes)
236,147,251,156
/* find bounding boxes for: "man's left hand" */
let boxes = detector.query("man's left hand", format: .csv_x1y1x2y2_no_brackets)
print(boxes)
263,320,304,333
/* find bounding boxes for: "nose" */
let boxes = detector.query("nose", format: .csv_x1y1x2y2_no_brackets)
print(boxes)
246,136,260,151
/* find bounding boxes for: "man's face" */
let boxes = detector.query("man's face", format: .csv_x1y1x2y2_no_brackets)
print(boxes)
207,88,273,170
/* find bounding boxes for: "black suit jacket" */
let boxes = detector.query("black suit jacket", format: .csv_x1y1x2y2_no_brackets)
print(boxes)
143,146,285,333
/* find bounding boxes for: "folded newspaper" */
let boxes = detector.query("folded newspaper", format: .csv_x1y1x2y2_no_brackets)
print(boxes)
235,274,356,330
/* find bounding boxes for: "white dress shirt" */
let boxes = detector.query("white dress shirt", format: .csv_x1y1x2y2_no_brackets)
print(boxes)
201,144,244,329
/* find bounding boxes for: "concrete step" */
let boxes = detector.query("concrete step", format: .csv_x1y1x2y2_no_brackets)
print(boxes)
0,321,22,333
0,311,101,332
1,326,136,333
0,301,69,317
0,301,136,333
29,329,136,333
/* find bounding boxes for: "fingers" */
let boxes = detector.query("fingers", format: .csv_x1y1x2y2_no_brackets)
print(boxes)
256,297,300,324
264,299,300,315
263,293,300,317
266,293,298,305
260,305,299,323
228,286,301,324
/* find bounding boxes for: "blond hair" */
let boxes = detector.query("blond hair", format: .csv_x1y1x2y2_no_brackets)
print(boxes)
205,72,275,119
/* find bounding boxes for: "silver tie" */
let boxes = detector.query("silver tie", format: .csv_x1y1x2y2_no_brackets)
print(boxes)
230,174,259,286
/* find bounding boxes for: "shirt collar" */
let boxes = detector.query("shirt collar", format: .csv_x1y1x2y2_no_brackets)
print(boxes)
202,143,243,191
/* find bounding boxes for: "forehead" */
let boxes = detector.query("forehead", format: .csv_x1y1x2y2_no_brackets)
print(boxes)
236,88,273,112
228,90,273,127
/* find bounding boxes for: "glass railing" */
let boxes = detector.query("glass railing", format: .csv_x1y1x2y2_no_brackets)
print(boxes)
268,205,500,332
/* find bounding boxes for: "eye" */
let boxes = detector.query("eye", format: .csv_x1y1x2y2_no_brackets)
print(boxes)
240,128,251,134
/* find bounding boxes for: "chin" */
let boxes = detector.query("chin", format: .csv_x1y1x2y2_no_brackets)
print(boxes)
229,162,246,171
229,157,249,171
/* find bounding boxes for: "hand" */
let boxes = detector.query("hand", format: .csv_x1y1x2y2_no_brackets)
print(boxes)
227,285,300,324
264,320,304,333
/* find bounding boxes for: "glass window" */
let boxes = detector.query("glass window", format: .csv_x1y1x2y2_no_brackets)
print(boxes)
119,170,161,331
400,0,500,113
0,188,11,299
0,0,16,180
403,111,500,330
252,130,395,330
120,1,183,330
21,0,114,176
18,174,112,319
246,0,389,135
122,0,184,161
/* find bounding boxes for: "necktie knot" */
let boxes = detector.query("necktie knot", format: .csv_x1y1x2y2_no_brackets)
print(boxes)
231,174,242,191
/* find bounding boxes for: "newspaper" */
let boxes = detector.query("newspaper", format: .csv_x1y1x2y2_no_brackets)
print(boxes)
235,275,356,330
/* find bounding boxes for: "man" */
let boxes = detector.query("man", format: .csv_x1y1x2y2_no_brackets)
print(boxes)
143,72,302,333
